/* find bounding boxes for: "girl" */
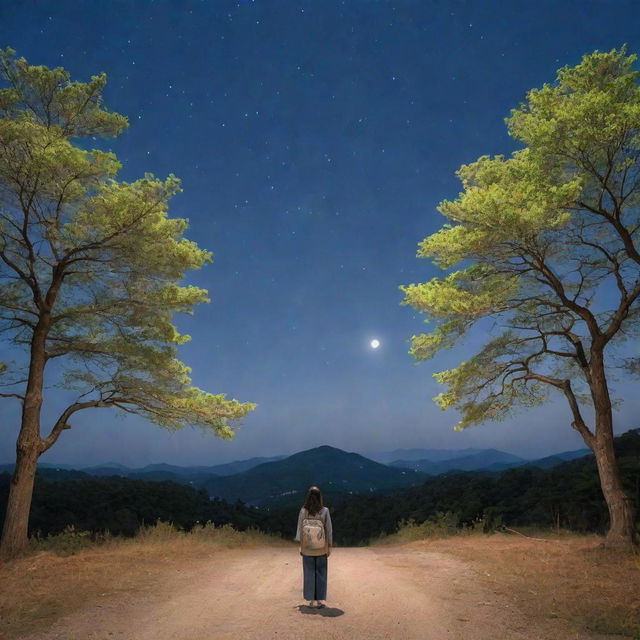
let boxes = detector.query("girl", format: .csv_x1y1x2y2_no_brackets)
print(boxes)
295,485,333,608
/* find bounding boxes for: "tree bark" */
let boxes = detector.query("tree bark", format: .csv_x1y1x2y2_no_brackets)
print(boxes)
590,349,637,549
0,316,48,560
593,423,636,549
0,443,39,559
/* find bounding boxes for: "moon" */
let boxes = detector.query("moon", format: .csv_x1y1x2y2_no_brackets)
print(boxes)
370,339,380,349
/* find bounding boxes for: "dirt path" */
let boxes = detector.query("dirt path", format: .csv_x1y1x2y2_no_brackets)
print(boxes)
18,546,622,640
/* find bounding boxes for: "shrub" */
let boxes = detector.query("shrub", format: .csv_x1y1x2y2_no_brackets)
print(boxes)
30,525,109,555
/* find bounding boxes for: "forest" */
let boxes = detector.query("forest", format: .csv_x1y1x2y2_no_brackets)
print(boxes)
1,429,637,547
331,430,639,545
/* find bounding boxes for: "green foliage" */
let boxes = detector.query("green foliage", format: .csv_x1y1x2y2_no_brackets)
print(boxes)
188,521,280,547
0,48,254,442
1,430,637,548
391,512,460,541
329,429,640,545
402,47,640,432
30,525,105,556
28,520,279,556
135,519,182,541
0,472,270,538
201,445,425,507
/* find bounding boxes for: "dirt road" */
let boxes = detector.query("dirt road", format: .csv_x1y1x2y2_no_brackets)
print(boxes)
19,545,621,640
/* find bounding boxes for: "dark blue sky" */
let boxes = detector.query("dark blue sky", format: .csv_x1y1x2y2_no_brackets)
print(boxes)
1,1,639,466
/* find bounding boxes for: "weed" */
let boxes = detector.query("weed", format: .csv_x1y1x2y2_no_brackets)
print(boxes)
30,526,110,556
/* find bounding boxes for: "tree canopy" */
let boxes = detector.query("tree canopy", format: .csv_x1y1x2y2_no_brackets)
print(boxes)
0,47,255,452
401,47,640,546
402,47,640,440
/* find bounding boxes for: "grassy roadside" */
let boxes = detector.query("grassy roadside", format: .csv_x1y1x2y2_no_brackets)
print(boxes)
2,523,637,639
0,522,287,640
390,530,640,638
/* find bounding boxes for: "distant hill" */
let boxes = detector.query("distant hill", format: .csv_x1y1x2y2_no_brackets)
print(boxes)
390,449,526,474
0,456,287,485
0,462,80,474
128,470,200,483
520,449,591,469
77,465,214,487
207,456,286,476
84,462,130,471
2,430,636,546
80,465,131,477
135,458,286,476
2,447,426,507
203,445,426,507
328,429,640,545
138,463,208,475
370,448,486,464
386,448,593,475
0,447,590,490
79,456,285,479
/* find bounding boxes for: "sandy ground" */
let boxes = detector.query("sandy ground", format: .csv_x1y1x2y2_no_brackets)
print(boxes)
18,545,626,640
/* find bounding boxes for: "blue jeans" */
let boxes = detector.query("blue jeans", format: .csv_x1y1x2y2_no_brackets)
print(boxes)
302,554,328,601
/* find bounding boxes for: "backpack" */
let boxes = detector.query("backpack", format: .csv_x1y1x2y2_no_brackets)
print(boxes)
300,508,327,555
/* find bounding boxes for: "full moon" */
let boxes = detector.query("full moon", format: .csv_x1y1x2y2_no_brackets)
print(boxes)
370,339,380,349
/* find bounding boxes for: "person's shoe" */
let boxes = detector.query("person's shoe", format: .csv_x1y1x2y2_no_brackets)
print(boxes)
317,602,326,609
309,600,316,608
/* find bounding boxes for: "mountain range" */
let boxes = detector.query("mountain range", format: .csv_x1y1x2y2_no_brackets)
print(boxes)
2,456,286,485
389,448,526,474
202,445,425,507
369,448,487,464
0,444,592,508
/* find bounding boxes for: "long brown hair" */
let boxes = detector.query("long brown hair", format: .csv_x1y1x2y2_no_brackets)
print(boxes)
303,486,323,516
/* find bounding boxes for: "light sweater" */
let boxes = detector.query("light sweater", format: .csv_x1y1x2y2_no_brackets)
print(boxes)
294,506,333,547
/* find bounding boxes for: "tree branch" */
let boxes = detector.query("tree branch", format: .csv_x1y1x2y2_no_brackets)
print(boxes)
40,399,112,452
523,374,595,447
0,392,24,401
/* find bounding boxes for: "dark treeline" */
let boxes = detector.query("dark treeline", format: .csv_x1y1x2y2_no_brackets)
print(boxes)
0,474,264,538
1,430,638,546
328,429,640,545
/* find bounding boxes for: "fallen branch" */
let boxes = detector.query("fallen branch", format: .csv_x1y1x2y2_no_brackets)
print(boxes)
500,526,562,542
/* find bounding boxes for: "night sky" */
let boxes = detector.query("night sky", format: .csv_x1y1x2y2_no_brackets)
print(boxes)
1,1,640,467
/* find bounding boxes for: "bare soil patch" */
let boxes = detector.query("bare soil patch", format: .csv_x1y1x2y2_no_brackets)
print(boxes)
1,533,634,639
405,533,640,638
0,525,285,640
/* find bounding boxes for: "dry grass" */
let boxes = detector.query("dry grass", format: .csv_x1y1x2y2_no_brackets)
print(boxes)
374,512,462,544
2,523,637,639
0,522,287,640
404,531,640,638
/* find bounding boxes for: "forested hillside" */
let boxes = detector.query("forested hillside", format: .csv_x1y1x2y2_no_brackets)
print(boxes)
1,430,637,546
0,473,264,538
327,429,640,545
202,445,425,506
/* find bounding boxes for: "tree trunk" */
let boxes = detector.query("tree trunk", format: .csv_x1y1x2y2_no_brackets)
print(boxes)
0,316,49,560
0,444,40,559
593,428,636,549
590,348,637,549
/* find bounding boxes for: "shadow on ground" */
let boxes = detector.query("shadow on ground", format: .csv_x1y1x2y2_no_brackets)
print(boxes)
298,605,345,617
